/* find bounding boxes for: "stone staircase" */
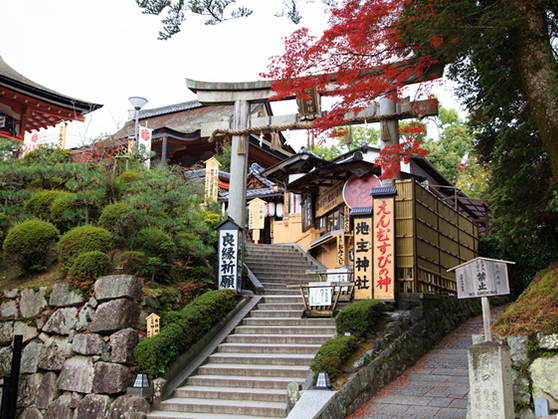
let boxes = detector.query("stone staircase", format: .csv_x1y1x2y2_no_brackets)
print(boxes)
147,243,336,419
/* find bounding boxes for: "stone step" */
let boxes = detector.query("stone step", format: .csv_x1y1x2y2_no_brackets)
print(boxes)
148,411,273,419
186,374,298,390
246,310,303,318
217,342,322,354
241,317,334,327
254,303,305,311
207,352,314,366
196,363,310,379
225,333,332,345
234,325,336,335
173,385,287,403
262,289,301,296
258,295,304,304
158,397,286,417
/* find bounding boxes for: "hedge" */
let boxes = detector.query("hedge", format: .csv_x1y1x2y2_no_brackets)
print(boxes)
58,225,112,265
134,289,237,378
24,190,66,219
309,335,358,383
335,299,385,340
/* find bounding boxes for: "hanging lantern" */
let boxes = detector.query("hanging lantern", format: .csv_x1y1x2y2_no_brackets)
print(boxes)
276,203,284,218
265,202,276,217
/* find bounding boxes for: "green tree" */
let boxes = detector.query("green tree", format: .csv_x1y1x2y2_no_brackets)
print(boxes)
312,126,380,160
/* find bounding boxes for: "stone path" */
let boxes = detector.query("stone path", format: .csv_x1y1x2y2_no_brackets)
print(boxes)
347,305,508,419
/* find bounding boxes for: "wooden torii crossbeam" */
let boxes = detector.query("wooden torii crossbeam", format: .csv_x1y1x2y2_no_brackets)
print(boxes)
186,77,438,226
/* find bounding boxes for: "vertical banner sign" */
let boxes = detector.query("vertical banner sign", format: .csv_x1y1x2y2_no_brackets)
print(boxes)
57,122,67,150
301,194,314,232
337,235,345,267
344,206,351,233
283,192,290,223
353,216,373,299
204,157,221,204
373,198,395,300
23,132,40,155
218,228,238,291
139,126,152,168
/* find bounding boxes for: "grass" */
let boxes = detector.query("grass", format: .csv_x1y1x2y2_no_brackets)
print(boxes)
493,260,558,337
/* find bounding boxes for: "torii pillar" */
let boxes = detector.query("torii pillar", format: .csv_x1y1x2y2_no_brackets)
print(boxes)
186,79,275,226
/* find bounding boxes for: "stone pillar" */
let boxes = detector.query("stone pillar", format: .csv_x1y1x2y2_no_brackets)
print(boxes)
468,342,514,419
228,99,250,226
160,133,168,167
379,97,399,187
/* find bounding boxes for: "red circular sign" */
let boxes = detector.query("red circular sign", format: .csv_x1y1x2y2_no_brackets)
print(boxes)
343,173,381,209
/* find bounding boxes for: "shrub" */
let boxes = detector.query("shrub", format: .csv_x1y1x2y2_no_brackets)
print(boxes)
135,227,176,262
68,251,110,292
134,289,237,378
174,231,215,261
49,193,80,232
118,170,141,184
3,219,60,271
98,203,131,232
310,335,358,383
58,225,112,266
24,190,66,219
335,299,386,340
113,210,159,250
0,213,12,243
121,250,147,275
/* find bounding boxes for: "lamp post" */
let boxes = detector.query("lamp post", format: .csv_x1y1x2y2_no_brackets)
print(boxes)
128,96,148,170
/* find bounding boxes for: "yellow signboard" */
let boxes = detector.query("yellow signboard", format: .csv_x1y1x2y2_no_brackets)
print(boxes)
248,198,266,230
204,157,221,204
353,217,373,299
373,198,395,300
316,181,345,218
146,313,161,338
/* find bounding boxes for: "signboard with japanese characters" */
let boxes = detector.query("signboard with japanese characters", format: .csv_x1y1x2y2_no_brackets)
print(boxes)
57,122,67,150
450,257,512,299
204,157,221,204
146,313,160,337
316,181,345,217
215,218,244,293
343,174,381,209
139,126,153,168
337,235,345,268
248,198,266,230
302,194,314,232
373,197,395,301
23,132,40,155
309,282,332,306
353,216,373,299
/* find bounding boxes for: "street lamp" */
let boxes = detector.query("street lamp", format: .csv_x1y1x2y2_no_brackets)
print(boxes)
128,96,148,144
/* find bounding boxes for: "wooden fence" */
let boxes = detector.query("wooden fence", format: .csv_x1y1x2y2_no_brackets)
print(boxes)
395,179,478,295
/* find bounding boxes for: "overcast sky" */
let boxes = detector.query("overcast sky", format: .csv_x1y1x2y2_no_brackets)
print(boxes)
1,0,460,149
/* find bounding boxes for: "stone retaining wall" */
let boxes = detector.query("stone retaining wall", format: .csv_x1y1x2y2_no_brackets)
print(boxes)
0,275,151,419
314,293,482,419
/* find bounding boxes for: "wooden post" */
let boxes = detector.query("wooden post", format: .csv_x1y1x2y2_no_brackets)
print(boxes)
482,296,492,342
160,133,168,167
379,97,399,187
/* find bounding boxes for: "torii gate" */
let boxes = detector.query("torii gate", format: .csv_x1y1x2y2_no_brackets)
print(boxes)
186,77,439,226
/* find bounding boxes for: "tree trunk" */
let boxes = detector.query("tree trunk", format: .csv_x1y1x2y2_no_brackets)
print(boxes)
507,0,558,185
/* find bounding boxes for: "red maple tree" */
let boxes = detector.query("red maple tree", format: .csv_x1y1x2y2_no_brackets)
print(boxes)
262,0,444,178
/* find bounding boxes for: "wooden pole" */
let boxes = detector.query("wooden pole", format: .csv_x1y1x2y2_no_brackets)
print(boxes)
482,296,492,342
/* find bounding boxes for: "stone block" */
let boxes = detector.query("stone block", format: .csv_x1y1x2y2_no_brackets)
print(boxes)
57,356,94,393
76,305,95,332
74,394,112,419
18,408,44,419
529,356,558,410
0,346,12,376
93,361,132,394
14,321,39,344
19,287,47,318
73,333,105,356
17,372,43,408
38,336,73,371
95,275,143,302
511,369,531,404
42,308,78,335
468,342,514,419
1,300,18,320
0,321,13,345
21,341,43,374
90,299,141,334
46,392,73,419
539,334,558,350
49,284,85,307
109,394,151,419
110,328,138,365
36,372,60,410
507,335,530,367
3,288,18,299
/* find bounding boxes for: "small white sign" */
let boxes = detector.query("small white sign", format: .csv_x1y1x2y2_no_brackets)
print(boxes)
309,282,332,306
450,257,513,299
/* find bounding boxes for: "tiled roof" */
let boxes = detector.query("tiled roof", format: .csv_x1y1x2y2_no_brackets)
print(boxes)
137,100,203,119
